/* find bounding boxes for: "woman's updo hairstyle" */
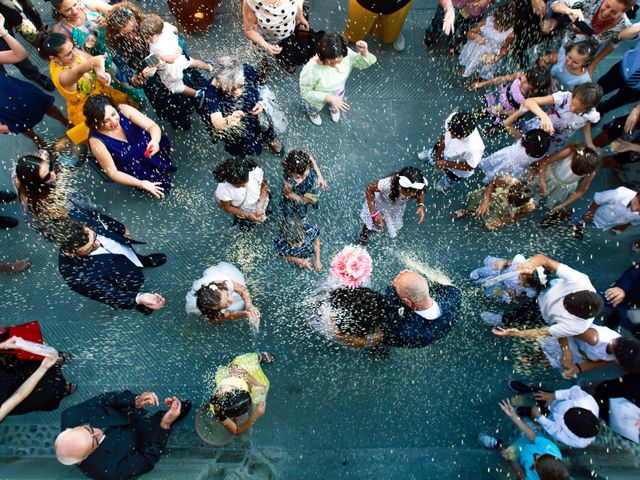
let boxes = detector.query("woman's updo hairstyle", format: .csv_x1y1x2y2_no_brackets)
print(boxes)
196,281,228,322
38,32,68,59
569,145,599,176
210,388,252,421
329,287,386,336
83,94,120,130
316,32,348,62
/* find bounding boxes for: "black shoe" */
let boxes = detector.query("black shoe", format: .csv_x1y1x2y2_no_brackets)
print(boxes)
0,191,17,203
138,253,166,268
516,406,532,418
0,216,18,229
633,325,640,340
508,380,538,394
176,400,192,423
604,312,622,330
135,304,153,315
573,221,585,240
36,74,55,92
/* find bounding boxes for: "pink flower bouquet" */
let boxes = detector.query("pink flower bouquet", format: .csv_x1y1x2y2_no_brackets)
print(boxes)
330,245,373,288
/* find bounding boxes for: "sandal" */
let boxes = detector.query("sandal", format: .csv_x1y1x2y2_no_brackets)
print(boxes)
258,352,275,364
57,351,72,364
65,383,77,396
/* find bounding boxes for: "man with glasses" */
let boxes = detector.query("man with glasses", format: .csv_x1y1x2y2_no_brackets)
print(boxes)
58,220,166,314
55,390,191,479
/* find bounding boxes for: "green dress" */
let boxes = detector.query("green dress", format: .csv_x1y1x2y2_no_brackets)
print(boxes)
467,185,533,228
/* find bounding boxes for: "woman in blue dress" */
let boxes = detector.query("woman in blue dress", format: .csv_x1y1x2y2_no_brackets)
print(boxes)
0,29,67,148
202,57,282,157
84,94,175,199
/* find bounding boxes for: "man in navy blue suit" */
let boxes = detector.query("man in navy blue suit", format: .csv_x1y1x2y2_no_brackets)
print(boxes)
55,390,191,480
58,220,166,314
382,270,461,348
605,263,640,339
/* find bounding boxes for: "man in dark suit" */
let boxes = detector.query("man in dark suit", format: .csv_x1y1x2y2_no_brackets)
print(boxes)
55,390,191,480
605,263,640,339
382,270,461,348
58,220,166,314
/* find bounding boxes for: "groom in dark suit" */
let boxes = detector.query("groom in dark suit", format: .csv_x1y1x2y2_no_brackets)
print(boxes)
55,390,191,480
383,270,461,348
58,220,166,314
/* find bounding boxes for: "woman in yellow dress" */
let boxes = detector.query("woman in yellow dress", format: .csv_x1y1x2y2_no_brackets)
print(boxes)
40,32,129,128
205,352,274,438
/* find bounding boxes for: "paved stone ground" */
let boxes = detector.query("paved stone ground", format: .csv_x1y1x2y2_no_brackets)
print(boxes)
0,1,639,478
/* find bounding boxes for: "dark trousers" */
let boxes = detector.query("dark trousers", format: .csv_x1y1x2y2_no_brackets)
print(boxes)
597,61,640,115
17,0,44,31
0,38,41,82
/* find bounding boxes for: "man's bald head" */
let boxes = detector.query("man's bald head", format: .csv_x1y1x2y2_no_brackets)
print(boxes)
55,426,98,465
392,270,432,308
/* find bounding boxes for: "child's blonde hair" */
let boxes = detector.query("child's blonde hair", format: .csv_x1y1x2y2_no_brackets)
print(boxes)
139,13,164,41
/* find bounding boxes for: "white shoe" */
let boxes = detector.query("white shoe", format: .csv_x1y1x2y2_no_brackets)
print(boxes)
480,311,503,326
433,181,446,194
393,33,406,52
308,113,322,126
417,149,430,161
330,110,340,123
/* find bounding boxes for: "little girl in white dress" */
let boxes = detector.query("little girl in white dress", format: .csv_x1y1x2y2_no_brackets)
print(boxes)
459,3,515,80
528,143,599,212
480,129,550,184
185,262,261,329
470,254,545,303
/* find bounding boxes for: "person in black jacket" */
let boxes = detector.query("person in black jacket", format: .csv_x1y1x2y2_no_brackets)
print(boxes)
55,390,191,480
58,220,166,314
605,263,640,338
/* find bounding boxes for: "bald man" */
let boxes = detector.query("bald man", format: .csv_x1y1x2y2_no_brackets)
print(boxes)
382,270,461,348
55,390,191,480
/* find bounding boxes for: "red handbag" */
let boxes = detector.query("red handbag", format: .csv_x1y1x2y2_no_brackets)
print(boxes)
0,321,45,360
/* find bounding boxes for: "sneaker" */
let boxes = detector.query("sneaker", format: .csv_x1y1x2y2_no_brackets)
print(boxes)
478,434,500,450
330,109,340,123
433,182,446,194
393,32,406,52
480,311,503,326
308,112,322,126
195,90,206,109
508,380,538,395
417,149,430,161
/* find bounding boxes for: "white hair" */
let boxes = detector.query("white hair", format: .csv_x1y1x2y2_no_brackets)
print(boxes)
214,56,245,93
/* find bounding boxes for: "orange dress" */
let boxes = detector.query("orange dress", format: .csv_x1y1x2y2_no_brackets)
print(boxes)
50,54,129,127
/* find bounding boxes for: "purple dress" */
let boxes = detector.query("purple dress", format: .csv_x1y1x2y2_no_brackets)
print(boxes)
89,113,176,194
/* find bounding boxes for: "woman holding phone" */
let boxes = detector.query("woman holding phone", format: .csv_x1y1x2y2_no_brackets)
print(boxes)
83,94,175,199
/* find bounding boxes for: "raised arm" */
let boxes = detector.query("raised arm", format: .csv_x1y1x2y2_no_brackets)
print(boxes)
57,53,106,90
0,22,28,64
0,355,58,422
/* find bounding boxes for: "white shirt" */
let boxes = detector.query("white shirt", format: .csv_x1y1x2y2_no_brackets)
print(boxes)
538,264,595,338
149,22,181,56
442,113,485,179
572,325,619,362
214,168,265,213
415,301,442,320
593,186,640,231
90,234,143,268
536,386,599,449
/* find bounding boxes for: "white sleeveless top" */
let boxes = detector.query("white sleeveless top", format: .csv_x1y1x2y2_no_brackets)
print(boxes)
246,0,298,43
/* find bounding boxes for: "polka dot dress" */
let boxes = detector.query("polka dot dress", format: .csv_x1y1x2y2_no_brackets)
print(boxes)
246,0,298,43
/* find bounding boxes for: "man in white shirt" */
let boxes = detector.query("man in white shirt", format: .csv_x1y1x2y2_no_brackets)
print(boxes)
417,111,485,193
491,254,603,340
58,221,166,314
508,384,600,449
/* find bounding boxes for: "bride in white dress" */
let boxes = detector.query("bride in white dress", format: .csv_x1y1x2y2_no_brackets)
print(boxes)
185,262,261,328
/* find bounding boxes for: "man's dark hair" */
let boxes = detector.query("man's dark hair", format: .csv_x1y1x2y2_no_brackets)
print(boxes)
563,407,600,438
59,221,90,252
563,290,603,319
521,129,551,159
213,158,258,185
613,337,640,373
